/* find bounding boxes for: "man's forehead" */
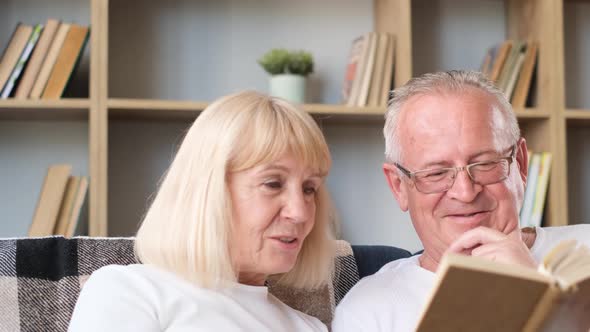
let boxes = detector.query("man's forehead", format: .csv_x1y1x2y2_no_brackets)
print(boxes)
398,91,510,163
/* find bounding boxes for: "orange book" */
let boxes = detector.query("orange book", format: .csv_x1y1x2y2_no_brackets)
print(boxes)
15,19,61,99
41,24,89,99
30,23,70,99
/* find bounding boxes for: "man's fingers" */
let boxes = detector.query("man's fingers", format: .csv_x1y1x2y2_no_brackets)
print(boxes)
447,227,507,254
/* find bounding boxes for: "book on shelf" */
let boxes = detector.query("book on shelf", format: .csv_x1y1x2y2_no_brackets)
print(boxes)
416,239,590,332
342,35,365,105
488,40,512,83
42,24,89,99
0,23,33,95
504,43,527,101
520,152,540,227
346,32,372,107
480,39,538,107
496,40,524,93
29,164,72,237
529,152,552,228
54,176,88,237
511,41,539,109
379,34,395,107
344,31,396,108
1,24,43,99
15,19,61,99
355,32,378,107
366,32,389,107
29,22,71,99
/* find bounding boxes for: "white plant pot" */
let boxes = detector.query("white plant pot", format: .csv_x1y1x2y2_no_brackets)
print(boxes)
269,74,306,103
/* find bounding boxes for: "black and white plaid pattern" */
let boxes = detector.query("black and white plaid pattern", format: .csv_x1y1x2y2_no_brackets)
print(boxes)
0,237,359,332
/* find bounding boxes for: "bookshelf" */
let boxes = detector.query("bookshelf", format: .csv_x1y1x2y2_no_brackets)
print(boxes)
1,0,588,247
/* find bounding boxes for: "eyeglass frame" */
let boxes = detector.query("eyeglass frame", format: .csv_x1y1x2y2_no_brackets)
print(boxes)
393,144,518,194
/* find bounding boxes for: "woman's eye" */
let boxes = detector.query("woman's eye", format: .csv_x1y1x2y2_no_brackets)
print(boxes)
303,186,317,196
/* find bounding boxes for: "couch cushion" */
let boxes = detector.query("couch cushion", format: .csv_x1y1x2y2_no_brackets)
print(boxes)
0,236,358,331
351,245,413,279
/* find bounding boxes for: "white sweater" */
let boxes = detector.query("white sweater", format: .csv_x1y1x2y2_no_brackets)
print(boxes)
332,225,590,332
69,264,327,332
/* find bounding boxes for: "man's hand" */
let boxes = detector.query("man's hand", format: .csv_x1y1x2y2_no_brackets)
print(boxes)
446,226,536,269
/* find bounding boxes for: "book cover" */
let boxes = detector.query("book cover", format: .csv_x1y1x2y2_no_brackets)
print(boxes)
347,32,372,107
29,23,71,99
15,19,61,99
416,240,590,332
42,24,90,99
1,24,43,99
342,35,366,104
29,164,72,237
0,23,33,94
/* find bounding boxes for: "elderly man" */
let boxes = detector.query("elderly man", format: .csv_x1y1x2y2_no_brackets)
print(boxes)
332,70,590,331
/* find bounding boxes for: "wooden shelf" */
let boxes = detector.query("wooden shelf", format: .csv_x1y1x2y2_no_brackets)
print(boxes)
108,98,387,122
514,108,551,121
565,109,590,125
0,99,90,121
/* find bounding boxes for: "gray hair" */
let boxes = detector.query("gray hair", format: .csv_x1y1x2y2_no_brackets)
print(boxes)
383,70,520,163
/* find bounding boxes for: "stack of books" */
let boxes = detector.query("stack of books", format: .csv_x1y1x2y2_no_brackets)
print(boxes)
28,164,88,237
480,40,538,108
342,32,396,108
0,19,90,100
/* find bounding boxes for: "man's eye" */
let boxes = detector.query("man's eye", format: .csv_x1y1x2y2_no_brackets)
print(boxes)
421,170,448,180
264,181,282,190
473,161,498,171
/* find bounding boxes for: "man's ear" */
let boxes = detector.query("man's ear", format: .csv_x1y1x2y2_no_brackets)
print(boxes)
383,163,409,211
515,137,528,186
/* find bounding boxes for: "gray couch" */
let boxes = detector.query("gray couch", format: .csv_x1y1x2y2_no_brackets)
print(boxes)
0,236,412,332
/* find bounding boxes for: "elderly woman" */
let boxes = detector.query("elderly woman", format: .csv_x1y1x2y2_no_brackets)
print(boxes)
69,91,335,331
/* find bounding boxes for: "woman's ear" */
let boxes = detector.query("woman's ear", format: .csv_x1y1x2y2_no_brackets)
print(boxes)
383,163,409,211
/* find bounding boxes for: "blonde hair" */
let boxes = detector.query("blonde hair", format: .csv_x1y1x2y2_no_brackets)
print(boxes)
135,91,334,290
384,70,520,163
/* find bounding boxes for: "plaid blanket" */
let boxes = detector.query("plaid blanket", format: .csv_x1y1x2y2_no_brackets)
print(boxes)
0,236,359,332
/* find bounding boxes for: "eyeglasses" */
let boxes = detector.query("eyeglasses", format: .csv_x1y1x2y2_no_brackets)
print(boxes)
394,145,517,194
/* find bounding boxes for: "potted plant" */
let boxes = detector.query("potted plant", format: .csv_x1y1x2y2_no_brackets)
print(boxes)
258,48,314,103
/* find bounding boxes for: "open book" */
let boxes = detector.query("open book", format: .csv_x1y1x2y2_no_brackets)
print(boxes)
416,240,590,332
